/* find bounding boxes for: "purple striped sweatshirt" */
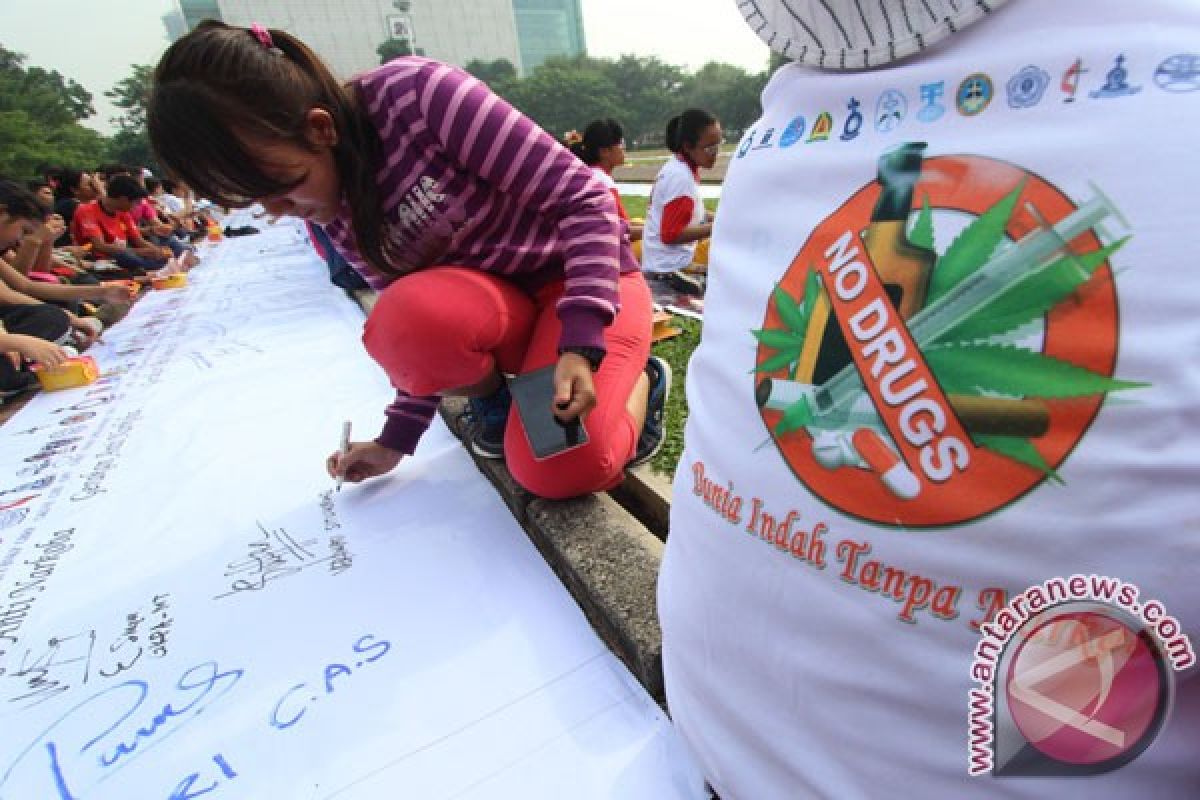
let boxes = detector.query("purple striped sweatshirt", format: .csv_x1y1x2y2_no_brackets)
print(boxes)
323,58,639,455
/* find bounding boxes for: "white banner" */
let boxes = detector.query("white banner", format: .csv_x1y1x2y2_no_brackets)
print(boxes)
0,218,703,799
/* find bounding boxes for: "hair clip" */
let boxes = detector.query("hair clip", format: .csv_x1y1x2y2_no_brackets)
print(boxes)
250,23,283,55
563,130,583,146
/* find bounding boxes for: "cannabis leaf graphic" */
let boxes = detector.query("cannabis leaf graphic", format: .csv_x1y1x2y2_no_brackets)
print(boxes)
925,181,1025,305
752,269,822,378
924,343,1146,398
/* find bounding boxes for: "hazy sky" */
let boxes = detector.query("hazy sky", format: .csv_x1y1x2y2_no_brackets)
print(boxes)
0,0,771,135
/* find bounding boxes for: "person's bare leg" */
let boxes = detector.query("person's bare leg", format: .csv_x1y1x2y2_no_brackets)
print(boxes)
626,369,649,434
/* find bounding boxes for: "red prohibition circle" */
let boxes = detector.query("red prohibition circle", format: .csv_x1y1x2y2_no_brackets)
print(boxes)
757,154,1119,528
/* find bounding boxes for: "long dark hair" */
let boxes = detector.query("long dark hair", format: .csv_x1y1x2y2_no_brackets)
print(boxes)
665,109,717,153
0,180,46,220
148,21,392,273
569,118,623,167
54,169,86,201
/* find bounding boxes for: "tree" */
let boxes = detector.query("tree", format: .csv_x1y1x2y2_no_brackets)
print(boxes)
0,46,106,176
505,57,622,141
465,58,517,93
599,56,685,147
343,49,771,155
768,51,792,74
680,62,768,138
108,128,156,172
0,47,95,127
104,64,155,171
377,38,413,64
105,64,152,133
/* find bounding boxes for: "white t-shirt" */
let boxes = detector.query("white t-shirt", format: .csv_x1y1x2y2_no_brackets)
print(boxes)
642,156,705,274
160,193,185,215
660,1,1200,797
590,165,617,192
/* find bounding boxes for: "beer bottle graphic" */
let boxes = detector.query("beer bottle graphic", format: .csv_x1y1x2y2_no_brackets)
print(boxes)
797,142,937,384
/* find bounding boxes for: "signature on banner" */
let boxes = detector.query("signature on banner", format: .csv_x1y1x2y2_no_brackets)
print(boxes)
0,634,390,799
214,518,353,601
1,593,174,712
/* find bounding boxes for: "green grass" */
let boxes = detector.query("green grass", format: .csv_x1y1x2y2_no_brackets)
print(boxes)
618,194,714,476
623,195,647,219
624,147,734,161
649,315,702,476
620,195,719,220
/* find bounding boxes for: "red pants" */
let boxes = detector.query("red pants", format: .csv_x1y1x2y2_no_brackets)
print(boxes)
364,267,653,499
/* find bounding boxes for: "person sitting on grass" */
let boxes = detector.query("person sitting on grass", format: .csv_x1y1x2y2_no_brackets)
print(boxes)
567,119,642,242
641,109,720,298
0,209,133,319
70,174,173,275
0,182,92,399
27,180,55,213
138,177,199,268
51,169,101,249
148,21,672,499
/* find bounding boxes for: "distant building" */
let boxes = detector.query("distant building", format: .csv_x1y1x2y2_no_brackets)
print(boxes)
162,7,190,40
170,0,524,80
512,0,586,72
177,0,221,33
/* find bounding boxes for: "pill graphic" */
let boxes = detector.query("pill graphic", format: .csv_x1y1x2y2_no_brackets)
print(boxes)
851,428,921,500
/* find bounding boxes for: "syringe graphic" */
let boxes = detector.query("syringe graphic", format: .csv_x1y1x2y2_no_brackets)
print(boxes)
903,185,1126,353
810,184,1127,419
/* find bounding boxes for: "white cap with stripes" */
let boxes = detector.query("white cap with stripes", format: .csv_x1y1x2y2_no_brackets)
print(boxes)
737,0,1014,69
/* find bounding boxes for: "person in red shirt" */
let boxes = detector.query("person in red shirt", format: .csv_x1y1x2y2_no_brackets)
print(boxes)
71,175,172,273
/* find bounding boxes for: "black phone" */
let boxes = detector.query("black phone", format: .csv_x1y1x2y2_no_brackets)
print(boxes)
508,366,589,461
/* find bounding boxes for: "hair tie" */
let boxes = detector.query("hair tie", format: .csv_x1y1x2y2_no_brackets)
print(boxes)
250,23,281,54
563,130,583,147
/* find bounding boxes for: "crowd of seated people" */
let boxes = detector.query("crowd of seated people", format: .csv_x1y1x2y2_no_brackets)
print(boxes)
0,166,221,402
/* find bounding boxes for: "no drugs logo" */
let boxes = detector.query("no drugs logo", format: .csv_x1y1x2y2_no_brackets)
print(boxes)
753,143,1143,528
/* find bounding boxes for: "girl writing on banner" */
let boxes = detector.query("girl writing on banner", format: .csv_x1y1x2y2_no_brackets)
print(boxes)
147,21,671,498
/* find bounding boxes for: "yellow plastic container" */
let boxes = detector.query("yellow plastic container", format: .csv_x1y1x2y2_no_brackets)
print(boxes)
34,356,99,391
151,273,188,290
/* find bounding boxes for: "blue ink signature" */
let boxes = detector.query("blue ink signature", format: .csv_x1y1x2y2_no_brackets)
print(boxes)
1,661,242,799
270,634,390,730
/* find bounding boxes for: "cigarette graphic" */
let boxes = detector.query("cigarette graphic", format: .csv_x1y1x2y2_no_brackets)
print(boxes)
757,377,1050,437
945,394,1050,437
